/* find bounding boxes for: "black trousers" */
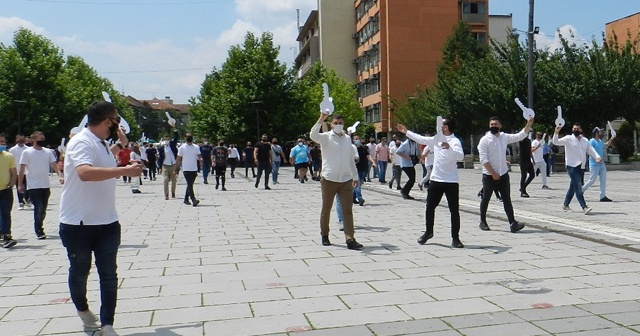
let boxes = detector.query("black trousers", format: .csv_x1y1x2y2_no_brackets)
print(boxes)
425,181,460,239
401,166,416,196
256,161,271,187
183,171,197,202
228,158,237,176
520,163,535,193
480,173,515,224
244,159,256,177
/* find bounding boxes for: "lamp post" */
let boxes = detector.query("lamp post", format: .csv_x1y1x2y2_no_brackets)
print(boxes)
527,0,536,109
13,100,27,135
250,100,263,141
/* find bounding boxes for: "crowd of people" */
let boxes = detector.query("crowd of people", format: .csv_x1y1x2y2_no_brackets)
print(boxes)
0,97,617,335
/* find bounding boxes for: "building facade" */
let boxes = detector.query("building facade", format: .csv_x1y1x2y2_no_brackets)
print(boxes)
605,12,640,43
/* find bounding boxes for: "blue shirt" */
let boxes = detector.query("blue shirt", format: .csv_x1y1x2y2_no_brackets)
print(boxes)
542,143,550,155
290,145,309,164
395,140,415,168
588,138,604,166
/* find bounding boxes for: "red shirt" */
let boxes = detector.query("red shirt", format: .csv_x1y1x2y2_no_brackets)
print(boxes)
117,148,131,166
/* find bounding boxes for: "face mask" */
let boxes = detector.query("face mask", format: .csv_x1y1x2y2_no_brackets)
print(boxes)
108,121,120,138
36,140,47,147
298,142,304,146
0,145,6,152
370,140,375,144
186,136,193,143
572,131,581,137
354,140,361,146
333,124,344,134
261,138,268,142
204,141,208,145
219,142,225,147
489,127,500,135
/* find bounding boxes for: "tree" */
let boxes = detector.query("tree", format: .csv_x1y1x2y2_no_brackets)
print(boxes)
190,32,306,145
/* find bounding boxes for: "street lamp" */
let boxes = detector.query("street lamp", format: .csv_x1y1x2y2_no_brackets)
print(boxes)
250,100,263,141
527,0,536,109
13,100,27,134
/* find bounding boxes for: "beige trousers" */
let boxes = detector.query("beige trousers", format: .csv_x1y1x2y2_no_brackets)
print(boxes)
320,178,354,240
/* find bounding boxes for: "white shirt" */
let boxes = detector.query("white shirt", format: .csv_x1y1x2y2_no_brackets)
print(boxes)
177,143,201,172
130,151,142,163
163,145,175,165
389,145,401,166
19,147,56,189
309,123,358,183
228,147,240,159
478,130,527,176
139,147,147,161
422,145,434,165
552,133,599,168
406,131,464,183
9,144,27,173
60,128,118,225
366,142,377,160
531,139,544,163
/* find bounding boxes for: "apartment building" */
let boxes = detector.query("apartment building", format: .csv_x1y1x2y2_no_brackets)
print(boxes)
606,12,640,43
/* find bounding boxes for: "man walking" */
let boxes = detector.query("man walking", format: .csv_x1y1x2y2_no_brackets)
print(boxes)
228,144,240,178
531,132,549,189
353,135,375,206
398,119,465,248
158,128,178,200
253,134,272,190
518,137,535,197
366,137,377,182
270,138,286,184
290,138,310,184
375,137,389,184
243,142,256,178
395,138,417,200
59,101,142,335
553,123,601,214
175,133,202,206
9,134,29,209
0,134,17,248
18,131,63,239
212,140,228,191
310,113,363,250
199,139,213,184
478,116,533,232
582,127,614,202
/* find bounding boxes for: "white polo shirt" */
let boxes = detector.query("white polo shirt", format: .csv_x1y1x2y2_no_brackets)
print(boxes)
531,139,544,163
478,130,527,176
19,147,56,189
9,144,27,173
177,143,201,172
552,133,599,168
59,128,118,225
309,123,358,183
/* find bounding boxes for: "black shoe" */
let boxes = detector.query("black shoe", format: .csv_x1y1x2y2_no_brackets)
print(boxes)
3,236,17,248
396,186,402,190
215,183,219,189
479,221,491,231
322,235,331,246
402,194,415,200
388,181,392,189
254,181,259,188
600,196,612,202
521,192,530,198
183,200,191,205
353,198,359,204
510,221,525,233
222,187,227,191
417,232,433,245
359,198,365,206
418,183,423,191
497,196,503,202
192,200,200,207
452,239,464,248
265,186,271,190
204,180,209,184
300,180,305,184
36,231,47,240
346,239,363,250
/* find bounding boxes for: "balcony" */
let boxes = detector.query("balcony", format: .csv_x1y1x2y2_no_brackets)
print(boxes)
462,13,486,24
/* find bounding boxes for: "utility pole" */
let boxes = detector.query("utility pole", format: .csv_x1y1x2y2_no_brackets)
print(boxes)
250,101,263,141
527,0,535,109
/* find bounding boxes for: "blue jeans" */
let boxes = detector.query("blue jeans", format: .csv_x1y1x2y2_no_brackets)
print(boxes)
565,165,586,208
202,163,211,182
272,161,281,183
582,164,606,199
377,161,388,182
29,188,51,235
353,171,366,201
335,194,343,223
59,222,121,326
0,188,13,235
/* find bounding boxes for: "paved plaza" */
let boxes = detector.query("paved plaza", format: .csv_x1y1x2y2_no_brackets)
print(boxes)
1,166,640,335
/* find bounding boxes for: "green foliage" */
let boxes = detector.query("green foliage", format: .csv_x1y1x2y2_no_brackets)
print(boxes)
614,121,638,161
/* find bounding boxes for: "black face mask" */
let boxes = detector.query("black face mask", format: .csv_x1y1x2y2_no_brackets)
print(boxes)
261,138,268,142
186,136,193,143
108,122,120,138
219,142,225,147
36,140,47,147
572,131,582,137
489,127,500,135
272,141,278,145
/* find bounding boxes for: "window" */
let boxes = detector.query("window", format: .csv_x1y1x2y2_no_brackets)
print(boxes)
471,32,487,43
355,14,380,46
365,103,381,123
462,2,485,14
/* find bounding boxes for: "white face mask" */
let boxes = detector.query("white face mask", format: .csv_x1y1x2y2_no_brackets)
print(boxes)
333,124,344,134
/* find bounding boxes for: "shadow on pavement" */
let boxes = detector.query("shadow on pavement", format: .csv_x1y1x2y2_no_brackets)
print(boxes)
127,323,203,336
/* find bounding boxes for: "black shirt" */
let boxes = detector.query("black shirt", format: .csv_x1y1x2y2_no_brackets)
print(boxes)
200,144,213,164
519,138,533,167
243,146,254,161
255,142,271,162
145,147,157,162
356,146,369,172
212,146,228,165
310,147,321,162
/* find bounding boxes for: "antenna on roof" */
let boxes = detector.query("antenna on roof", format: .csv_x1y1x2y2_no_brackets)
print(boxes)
297,8,300,32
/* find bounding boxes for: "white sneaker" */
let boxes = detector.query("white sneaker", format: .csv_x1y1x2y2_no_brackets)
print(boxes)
18,203,24,210
583,206,592,214
562,205,572,212
101,325,119,336
78,310,100,332
25,201,32,209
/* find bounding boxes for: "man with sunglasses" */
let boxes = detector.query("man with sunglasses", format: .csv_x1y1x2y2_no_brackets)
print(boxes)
59,101,142,336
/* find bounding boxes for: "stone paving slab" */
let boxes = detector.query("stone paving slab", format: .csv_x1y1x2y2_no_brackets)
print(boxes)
1,168,640,335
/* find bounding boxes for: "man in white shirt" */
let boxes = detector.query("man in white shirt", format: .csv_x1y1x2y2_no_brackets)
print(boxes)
366,138,377,182
398,118,465,248
553,123,601,214
59,101,142,335
477,116,533,233
310,113,363,250
159,129,179,200
18,131,63,239
227,144,240,178
9,134,30,209
530,132,549,189
388,139,402,190
175,133,202,206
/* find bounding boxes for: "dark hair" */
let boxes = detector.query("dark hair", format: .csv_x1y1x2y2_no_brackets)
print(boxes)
442,117,456,132
0,133,6,140
332,114,344,120
573,122,581,127
87,101,117,126
489,116,501,123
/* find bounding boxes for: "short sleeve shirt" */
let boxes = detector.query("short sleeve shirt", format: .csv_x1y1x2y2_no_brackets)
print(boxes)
0,151,16,191
59,128,118,225
177,143,201,172
255,142,271,162
290,145,309,164
19,147,56,189
212,146,228,165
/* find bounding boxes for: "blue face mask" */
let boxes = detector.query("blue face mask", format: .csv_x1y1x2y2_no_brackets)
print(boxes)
354,140,361,146
0,145,6,152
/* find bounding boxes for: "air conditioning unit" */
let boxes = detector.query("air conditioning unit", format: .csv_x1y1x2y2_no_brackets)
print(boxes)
372,73,380,79
352,59,359,65
369,16,377,22
352,33,358,39
358,97,363,103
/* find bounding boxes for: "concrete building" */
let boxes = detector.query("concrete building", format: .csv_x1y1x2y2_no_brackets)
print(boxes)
489,14,513,46
605,12,640,43
295,1,356,81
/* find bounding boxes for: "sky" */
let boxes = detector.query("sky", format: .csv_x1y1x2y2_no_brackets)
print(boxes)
1,0,639,104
